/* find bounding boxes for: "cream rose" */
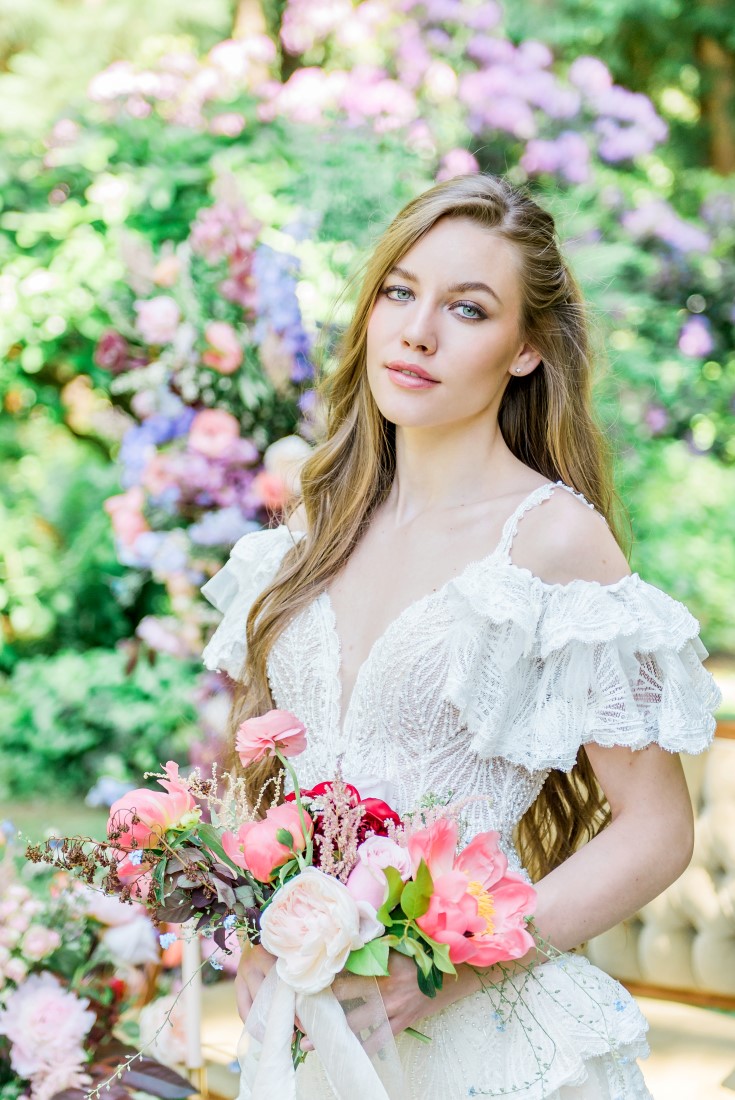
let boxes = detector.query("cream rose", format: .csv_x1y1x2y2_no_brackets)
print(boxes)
259,868,382,995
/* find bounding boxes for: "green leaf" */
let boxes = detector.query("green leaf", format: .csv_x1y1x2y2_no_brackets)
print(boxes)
416,966,438,999
400,859,433,920
398,936,433,978
376,865,405,926
275,828,294,848
416,932,456,976
344,938,391,977
197,823,241,873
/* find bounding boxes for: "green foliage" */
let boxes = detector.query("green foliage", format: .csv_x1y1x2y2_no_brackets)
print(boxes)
0,647,200,799
0,415,160,668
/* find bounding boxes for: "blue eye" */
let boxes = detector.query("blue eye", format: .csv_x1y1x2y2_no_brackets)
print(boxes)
383,285,412,301
454,301,485,320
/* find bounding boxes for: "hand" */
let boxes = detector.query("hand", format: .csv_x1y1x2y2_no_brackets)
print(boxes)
300,954,483,1053
235,942,277,1024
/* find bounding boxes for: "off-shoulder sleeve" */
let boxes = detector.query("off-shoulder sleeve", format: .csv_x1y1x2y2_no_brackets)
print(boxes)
443,564,723,773
200,525,304,680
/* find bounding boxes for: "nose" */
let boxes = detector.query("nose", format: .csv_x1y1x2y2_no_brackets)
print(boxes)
400,302,437,355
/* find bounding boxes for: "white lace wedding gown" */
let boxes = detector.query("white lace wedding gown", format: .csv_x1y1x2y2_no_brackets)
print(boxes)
200,480,721,1099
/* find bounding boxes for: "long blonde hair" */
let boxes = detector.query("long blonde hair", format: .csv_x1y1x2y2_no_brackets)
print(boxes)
227,174,621,880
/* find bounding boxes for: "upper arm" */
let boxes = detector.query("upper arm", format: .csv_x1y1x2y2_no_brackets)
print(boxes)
509,489,630,586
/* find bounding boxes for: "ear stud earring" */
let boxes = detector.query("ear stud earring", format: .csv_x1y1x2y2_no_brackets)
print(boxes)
515,367,523,374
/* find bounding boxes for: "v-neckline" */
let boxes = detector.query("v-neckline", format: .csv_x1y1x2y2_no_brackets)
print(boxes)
320,544,505,743
290,478,565,741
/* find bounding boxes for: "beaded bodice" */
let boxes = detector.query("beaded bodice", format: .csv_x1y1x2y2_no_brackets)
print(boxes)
201,481,720,873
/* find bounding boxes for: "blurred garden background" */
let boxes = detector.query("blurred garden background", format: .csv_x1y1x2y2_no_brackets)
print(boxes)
1,0,735,1094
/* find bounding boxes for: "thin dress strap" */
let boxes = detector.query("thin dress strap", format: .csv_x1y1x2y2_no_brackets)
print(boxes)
494,480,600,562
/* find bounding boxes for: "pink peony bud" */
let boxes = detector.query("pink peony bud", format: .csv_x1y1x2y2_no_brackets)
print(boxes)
222,802,313,883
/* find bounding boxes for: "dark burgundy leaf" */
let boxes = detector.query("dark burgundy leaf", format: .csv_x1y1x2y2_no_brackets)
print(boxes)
123,1058,196,1099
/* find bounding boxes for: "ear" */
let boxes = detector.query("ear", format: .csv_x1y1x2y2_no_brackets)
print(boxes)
508,342,542,379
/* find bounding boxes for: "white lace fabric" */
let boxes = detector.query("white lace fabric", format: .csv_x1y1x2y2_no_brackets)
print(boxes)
200,480,722,1098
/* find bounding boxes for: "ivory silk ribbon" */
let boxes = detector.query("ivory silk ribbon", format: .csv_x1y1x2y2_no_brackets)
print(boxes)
237,968,406,1100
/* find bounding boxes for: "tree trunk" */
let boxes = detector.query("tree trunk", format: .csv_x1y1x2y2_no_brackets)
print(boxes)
697,35,735,175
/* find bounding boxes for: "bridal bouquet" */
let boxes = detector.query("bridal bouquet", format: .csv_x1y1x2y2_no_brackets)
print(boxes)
27,708,537,1100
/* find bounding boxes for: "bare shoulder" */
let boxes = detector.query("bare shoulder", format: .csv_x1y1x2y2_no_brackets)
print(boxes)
509,485,630,586
284,501,308,535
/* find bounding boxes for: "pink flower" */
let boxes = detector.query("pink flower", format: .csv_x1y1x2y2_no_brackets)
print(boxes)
408,819,536,967
0,972,94,1082
104,486,150,547
134,295,181,345
93,329,129,373
188,408,241,458
107,761,199,851
260,868,383,994
4,957,28,984
202,321,243,374
137,992,186,1068
20,927,61,962
251,470,289,511
153,255,181,287
222,803,313,883
346,836,413,912
235,708,307,766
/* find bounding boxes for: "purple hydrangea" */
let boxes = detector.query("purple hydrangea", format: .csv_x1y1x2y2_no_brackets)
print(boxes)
253,244,314,384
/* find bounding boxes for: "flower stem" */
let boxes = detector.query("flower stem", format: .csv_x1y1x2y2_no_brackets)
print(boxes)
276,750,313,866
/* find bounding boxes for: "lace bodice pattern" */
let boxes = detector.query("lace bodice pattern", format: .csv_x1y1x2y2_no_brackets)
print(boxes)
201,481,721,876
201,480,723,1099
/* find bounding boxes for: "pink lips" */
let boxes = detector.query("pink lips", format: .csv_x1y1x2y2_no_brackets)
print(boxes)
385,361,440,389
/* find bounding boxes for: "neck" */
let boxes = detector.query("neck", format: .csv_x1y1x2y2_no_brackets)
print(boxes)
385,416,519,525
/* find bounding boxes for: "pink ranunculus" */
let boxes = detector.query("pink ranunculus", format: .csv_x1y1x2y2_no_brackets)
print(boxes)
104,486,150,547
346,836,413,912
188,407,241,458
202,321,243,374
235,709,307,766
222,802,313,883
107,763,199,851
134,295,181,345
20,927,61,962
259,868,383,994
408,819,536,968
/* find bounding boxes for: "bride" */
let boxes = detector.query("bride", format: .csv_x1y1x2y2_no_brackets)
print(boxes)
201,173,721,1097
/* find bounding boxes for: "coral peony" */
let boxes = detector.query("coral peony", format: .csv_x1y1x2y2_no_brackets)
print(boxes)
222,802,313,883
408,819,536,967
107,761,199,851
235,709,307,766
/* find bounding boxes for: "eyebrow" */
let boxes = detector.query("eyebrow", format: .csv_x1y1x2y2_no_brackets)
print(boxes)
387,265,503,306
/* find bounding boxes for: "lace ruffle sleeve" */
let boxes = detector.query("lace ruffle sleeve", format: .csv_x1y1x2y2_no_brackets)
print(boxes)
200,525,304,680
443,564,722,773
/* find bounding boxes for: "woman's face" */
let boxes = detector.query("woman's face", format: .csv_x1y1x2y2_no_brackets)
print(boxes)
365,216,540,429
